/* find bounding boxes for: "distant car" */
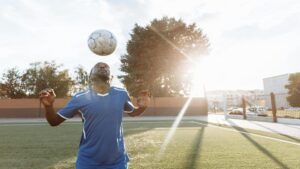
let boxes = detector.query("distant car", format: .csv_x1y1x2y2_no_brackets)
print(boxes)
228,108,247,115
249,106,268,116
228,107,267,116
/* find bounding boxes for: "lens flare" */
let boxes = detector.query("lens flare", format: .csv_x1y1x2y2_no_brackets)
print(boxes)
158,96,193,156
150,26,205,157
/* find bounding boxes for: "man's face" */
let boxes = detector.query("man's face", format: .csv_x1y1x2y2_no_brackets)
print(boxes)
90,62,111,82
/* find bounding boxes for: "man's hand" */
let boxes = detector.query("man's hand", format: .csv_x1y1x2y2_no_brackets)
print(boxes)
39,88,64,126
136,90,150,108
39,88,56,107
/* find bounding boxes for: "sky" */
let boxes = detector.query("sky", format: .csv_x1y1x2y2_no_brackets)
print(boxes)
0,0,299,91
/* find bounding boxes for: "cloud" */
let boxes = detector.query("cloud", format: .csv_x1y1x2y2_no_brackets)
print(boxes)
0,0,299,90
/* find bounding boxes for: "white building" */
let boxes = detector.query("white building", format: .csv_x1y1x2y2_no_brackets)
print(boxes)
206,90,264,112
263,74,290,109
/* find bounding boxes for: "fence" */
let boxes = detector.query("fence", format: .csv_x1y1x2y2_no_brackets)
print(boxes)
208,92,300,121
0,97,208,118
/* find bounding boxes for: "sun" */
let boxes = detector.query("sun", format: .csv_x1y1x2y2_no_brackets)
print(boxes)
189,56,218,97
188,57,209,98
190,65,205,97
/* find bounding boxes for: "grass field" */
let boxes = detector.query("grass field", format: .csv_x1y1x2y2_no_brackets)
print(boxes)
0,120,300,169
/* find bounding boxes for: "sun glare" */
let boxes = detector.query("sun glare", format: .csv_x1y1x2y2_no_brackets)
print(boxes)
158,95,193,157
189,57,212,97
190,65,205,97
189,55,226,95
158,58,208,156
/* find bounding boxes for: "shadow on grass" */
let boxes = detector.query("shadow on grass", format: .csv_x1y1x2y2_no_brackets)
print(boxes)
250,121,300,143
124,127,156,137
123,120,204,137
123,120,171,137
184,123,207,169
227,119,289,169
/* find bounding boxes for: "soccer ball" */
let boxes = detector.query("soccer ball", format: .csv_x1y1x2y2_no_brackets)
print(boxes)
87,29,117,56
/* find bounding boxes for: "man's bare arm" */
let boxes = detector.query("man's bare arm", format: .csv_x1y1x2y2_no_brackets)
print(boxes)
127,107,147,117
39,89,65,126
44,105,65,126
127,90,150,117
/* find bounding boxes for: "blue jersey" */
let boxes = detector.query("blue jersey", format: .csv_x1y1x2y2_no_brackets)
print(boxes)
57,87,135,169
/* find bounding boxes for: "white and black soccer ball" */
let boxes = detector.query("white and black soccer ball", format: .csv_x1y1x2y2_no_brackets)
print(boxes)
87,29,117,56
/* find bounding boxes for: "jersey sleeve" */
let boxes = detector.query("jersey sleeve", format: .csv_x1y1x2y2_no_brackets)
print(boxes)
124,92,135,113
57,96,80,119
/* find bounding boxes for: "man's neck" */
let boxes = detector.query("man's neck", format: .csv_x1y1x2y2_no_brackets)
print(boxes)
92,83,110,94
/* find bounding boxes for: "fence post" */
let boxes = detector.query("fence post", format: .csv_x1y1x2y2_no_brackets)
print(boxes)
270,92,277,122
223,94,227,115
204,97,208,115
242,96,247,120
38,99,41,118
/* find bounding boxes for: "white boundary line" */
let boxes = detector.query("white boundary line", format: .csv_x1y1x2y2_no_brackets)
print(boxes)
192,121,300,146
1,120,300,146
125,121,300,146
0,122,81,127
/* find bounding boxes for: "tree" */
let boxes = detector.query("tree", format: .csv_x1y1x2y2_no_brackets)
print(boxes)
119,17,209,97
72,65,89,93
22,61,73,98
0,68,26,98
285,73,300,107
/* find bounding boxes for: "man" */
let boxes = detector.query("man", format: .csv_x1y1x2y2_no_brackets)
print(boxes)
39,62,150,169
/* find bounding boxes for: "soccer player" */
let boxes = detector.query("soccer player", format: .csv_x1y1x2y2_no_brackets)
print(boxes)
39,62,150,169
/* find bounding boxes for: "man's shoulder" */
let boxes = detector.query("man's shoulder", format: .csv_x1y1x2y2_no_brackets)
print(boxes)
73,89,91,98
111,86,128,94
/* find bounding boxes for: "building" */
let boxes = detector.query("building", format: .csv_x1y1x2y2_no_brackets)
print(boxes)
206,90,264,112
263,74,290,109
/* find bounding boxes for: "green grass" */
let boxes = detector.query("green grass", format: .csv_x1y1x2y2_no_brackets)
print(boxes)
0,121,300,169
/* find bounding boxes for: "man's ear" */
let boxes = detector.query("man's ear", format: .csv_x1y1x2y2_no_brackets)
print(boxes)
110,75,114,83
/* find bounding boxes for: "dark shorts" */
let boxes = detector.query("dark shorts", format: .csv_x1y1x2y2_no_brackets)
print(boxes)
76,162,128,169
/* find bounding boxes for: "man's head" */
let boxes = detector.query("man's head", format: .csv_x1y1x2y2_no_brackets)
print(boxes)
89,62,111,85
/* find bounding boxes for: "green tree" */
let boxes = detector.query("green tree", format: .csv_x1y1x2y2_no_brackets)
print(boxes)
285,73,300,107
73,65,89,93
119,17,209,97
22,61,73,98
0,68,26,98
